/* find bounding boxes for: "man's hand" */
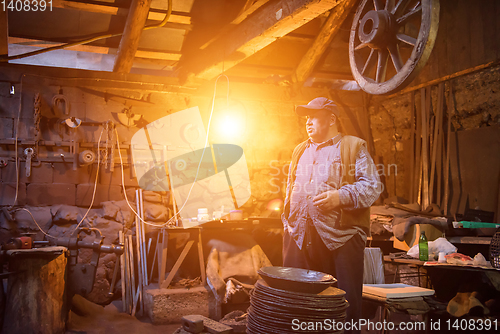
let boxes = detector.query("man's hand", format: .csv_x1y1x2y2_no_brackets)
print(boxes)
313,190,340,211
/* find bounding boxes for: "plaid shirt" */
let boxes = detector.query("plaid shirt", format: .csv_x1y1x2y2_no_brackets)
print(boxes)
283,133,381,251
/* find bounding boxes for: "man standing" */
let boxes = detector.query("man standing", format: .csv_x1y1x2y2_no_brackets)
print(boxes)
282,97,381,329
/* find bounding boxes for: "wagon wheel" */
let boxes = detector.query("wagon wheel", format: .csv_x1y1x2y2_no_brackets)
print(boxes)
349,0,440,95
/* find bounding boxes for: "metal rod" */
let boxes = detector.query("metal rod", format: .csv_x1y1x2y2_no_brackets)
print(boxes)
134,191,144,315
119,230,127,312
139,189,148,286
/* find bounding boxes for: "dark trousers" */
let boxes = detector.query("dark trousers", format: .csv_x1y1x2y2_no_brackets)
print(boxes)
283,224,365,328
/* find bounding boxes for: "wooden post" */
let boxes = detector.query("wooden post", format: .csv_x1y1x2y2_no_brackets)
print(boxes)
2,247,68,334
113,0,153,73
0,7,8,58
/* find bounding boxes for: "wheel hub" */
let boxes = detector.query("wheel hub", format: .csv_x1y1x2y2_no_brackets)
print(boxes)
358,10,394,49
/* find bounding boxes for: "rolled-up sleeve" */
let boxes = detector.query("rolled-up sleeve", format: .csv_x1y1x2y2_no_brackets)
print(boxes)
338,146,382,209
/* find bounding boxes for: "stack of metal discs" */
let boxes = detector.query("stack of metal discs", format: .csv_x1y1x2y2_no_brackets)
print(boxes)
247,280,348,334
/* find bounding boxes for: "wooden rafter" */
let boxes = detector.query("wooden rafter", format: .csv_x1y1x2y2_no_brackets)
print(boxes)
233,0,271,25
180,0,341,81
293,0,357,84
199,0,271,50
113,0,153,73
51,0,191,26
8,37,181,61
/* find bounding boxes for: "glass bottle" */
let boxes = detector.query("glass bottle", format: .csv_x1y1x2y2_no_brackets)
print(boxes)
419,231,428,261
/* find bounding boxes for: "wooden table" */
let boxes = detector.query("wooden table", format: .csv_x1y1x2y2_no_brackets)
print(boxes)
383,255,430,288
157,226,206,289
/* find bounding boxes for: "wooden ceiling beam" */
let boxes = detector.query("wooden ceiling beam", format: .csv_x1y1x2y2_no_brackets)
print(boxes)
113,0,153,73
51,0,191,25
181,0,341,82
0,8,7,57
8,37,181,61
232,0,271,25
293,0,357,84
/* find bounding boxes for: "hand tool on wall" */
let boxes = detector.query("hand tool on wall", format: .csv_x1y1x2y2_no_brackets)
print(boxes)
24,147,34,178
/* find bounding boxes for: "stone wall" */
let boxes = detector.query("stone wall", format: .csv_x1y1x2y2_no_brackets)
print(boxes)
0,63,326,303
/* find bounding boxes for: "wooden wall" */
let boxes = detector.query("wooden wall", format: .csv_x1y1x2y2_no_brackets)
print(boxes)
410,0,500,88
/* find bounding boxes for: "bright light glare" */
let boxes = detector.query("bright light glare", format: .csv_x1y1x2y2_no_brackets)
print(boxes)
218,114,243,139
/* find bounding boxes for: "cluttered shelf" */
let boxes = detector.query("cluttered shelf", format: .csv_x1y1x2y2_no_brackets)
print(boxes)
370,204,499,248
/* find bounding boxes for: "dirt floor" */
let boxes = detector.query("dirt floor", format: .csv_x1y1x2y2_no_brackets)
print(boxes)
65,295,182,334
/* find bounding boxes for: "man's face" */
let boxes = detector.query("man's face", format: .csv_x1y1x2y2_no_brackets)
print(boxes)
305,109,333,143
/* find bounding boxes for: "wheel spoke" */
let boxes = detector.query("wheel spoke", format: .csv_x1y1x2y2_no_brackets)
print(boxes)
397,33,417,46
376,49,389,83
388,43,403,72
385,0,395,12
355,42,369,51
397,4,422,26
373,0,383,11
362,48,377,76
392,0,410,16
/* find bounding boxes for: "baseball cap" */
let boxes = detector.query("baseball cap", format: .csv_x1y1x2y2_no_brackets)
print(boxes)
295,97,339,117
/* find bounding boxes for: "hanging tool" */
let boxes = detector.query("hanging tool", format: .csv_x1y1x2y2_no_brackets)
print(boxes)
24,147,34,178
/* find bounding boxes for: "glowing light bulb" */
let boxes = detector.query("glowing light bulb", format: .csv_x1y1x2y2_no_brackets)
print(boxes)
218,114,242,139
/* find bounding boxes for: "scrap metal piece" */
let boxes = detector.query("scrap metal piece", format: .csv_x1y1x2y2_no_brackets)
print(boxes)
182,315,233,334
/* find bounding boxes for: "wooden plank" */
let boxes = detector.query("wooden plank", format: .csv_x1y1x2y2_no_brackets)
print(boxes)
481,0,497,63
293,0,357,84
421,88,429,209
233,0,271,24
409,91,415,203
113,0,153,73
443,82,452,215
447,1,470,75
429,84,443,204
469,1,484,67
0,8,7,57
8,37,181,61
435,84,445,206
159,229,168,284
414,90,422,205
51,0,191,25
197,229,206,285
128,235,137,316
198,0,272,50
435,0,448,79
179,0,341,81
124,233,132,313
160,240,194,289
119,230,126,312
